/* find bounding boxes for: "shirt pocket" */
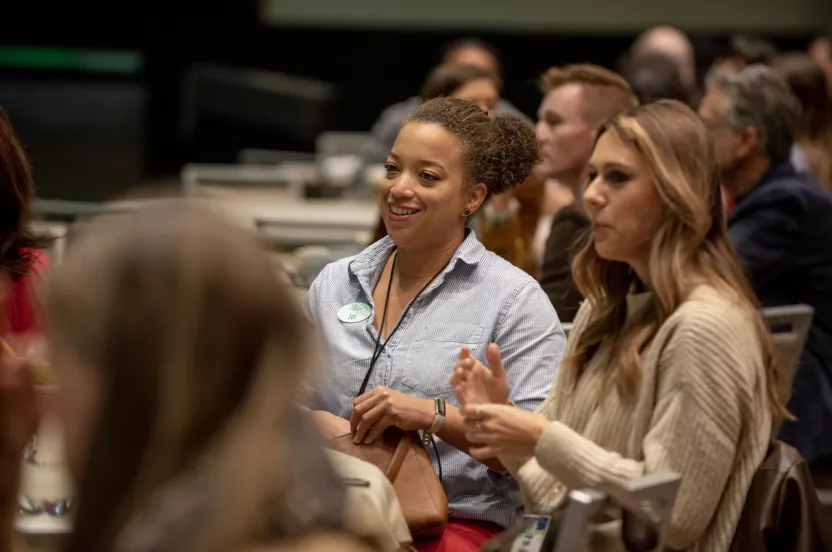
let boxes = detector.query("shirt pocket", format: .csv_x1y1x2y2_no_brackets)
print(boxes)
402,322,485,403
328,356,373,408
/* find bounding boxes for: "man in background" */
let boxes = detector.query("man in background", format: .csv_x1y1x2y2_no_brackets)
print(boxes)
630,25,698,101
533,65,638,322
700,64,832,473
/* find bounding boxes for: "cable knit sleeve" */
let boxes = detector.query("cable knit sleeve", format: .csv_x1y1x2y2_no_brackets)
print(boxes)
498,299,591,511
515,302,761,549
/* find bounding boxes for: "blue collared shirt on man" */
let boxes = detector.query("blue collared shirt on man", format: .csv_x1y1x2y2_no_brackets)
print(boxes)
306,230,565,527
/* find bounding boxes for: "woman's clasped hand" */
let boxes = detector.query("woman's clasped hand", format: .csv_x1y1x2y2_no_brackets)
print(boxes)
350,387,435,444
452,343,551,460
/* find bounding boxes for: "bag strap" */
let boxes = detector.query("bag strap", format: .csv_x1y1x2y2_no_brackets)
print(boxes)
593,483,661,552
384,431,413,482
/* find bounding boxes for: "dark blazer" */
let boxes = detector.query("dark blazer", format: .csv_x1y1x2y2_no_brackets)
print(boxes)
728,162,832,463
538,203,590,323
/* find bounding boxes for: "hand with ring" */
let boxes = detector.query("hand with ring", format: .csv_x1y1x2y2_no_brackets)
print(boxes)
461,403,550,460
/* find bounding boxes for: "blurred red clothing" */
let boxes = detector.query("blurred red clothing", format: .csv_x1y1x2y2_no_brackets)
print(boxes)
723,189,736,214
414,520,501,552
8,249,49,334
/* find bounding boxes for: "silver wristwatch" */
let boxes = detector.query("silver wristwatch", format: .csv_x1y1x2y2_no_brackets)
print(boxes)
422,398,446,447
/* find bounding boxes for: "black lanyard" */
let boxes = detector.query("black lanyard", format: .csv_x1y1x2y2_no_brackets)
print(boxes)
357,251,452,396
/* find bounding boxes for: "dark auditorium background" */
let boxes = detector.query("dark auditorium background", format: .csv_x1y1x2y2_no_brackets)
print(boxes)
2,1,828,201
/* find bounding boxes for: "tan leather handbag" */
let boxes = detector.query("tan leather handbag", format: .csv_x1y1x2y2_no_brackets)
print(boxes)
311,410,448,537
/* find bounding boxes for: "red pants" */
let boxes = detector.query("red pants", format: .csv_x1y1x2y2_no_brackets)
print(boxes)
414,519,502,552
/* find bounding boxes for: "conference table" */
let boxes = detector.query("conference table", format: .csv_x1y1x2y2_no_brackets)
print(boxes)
35,192,379,252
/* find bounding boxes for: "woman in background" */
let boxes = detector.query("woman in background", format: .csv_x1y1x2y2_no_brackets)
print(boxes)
454,101,784,551
0,107,51,334
1,203,378,552
421,63,501,114
772,53,832,192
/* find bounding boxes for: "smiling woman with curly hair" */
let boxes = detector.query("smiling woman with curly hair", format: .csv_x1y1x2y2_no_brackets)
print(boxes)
307,97,566,551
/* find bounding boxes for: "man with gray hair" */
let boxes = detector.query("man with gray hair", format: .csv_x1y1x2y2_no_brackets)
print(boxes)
700,64,832,470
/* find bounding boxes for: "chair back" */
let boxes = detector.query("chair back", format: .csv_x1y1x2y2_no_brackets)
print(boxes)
553,472,681,552
762,304,814,432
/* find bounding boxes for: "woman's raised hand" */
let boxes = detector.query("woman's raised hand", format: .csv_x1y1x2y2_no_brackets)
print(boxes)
451,344,511,407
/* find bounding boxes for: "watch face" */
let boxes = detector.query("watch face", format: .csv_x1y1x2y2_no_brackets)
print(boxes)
435,398,446,416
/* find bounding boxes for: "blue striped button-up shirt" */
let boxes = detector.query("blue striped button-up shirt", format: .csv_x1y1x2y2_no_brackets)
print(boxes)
305,230,565,528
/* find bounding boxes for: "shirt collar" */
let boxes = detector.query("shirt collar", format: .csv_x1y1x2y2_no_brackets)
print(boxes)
348,228,485,281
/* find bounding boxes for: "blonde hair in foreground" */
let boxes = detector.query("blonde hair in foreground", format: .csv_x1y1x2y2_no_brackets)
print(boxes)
46,202,315,552
566,99,789,420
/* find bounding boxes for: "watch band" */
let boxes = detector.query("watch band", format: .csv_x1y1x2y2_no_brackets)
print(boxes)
428,398,447,433
423,398,446,447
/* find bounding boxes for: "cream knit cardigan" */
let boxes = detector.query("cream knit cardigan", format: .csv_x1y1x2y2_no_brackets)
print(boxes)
501,286,771,551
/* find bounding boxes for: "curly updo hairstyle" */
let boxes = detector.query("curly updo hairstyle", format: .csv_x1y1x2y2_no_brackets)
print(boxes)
408,97,540,200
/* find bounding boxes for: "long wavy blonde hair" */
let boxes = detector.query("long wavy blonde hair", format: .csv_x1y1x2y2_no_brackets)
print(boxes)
566,99,788,419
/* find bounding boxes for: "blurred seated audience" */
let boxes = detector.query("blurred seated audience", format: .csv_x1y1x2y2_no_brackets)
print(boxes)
630,25,698,102
530,180,576,268
495,174,547,274
366,38,529,161
618,51,695,106
306,98,564,552
771,53,832,192
700,65,832,472
1,203,382,552
0,107,51,334
712,34,779,71
454,100,783,552
533,64,637,322
475,178,542,276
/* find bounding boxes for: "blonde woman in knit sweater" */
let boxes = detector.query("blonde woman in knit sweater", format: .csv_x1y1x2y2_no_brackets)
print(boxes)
452,100,788,551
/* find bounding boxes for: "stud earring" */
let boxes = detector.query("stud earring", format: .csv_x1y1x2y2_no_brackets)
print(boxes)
463,208,471,216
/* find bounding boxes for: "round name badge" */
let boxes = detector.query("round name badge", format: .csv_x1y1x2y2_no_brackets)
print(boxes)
337,303,372,324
